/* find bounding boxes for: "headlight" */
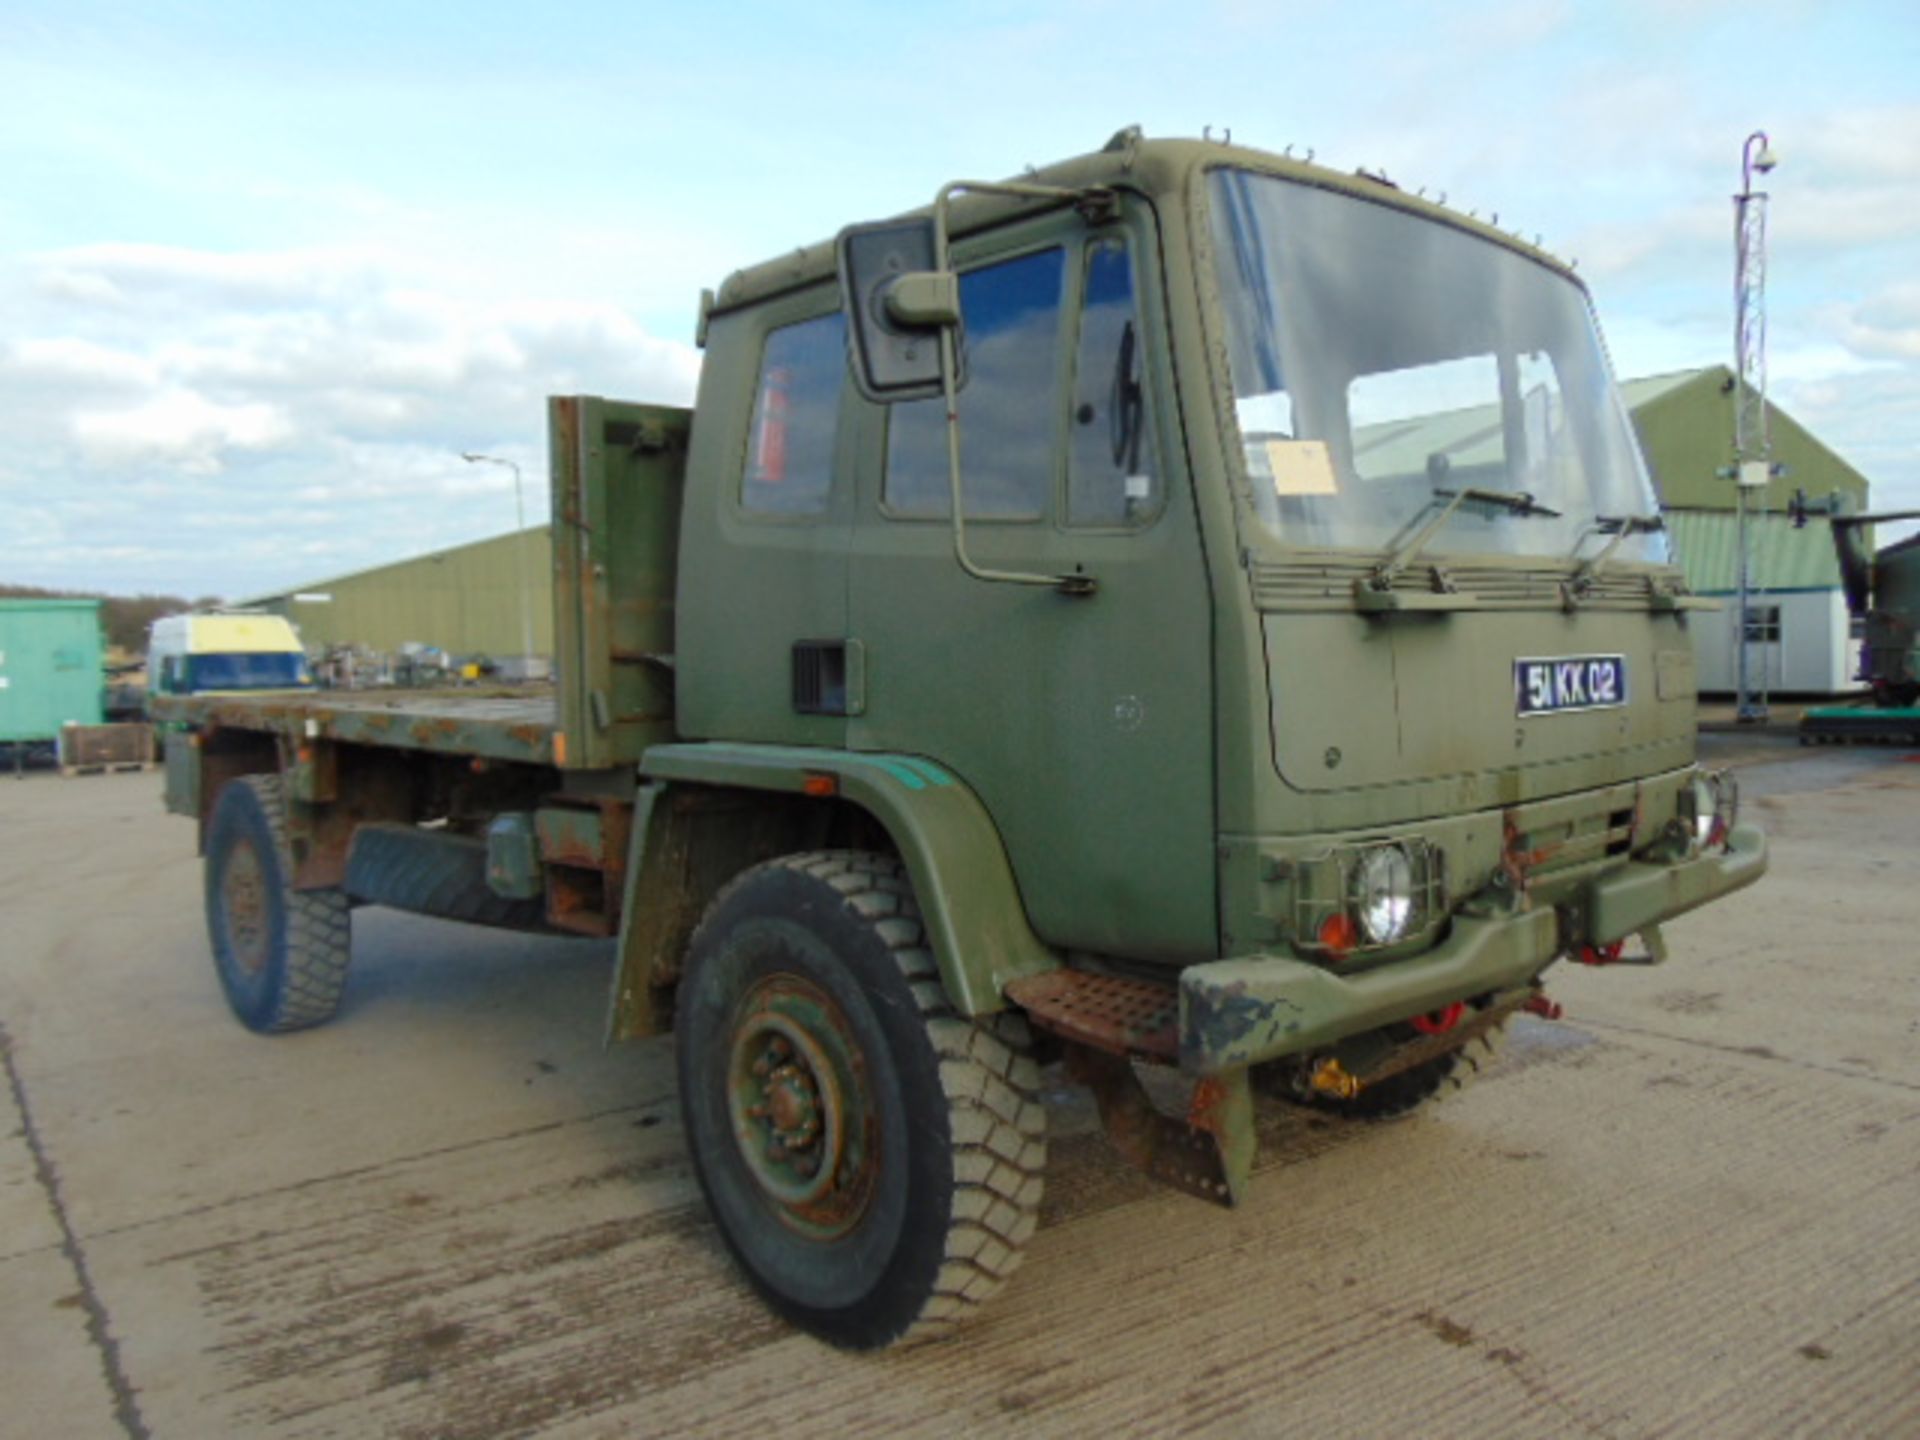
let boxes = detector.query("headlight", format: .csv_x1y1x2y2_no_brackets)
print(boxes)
1688,776,1717,846
1689,770,1738,850
1352,844,1417,945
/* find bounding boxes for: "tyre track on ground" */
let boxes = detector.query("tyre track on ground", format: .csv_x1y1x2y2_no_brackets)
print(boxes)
1,1020,150,1440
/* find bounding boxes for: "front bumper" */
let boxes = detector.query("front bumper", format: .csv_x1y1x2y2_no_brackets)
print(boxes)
1180,821,1768,1073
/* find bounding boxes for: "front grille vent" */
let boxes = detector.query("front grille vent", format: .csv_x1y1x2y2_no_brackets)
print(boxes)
1250,558,1668,613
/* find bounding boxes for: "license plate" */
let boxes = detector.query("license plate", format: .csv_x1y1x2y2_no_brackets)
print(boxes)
1515,655,1628,716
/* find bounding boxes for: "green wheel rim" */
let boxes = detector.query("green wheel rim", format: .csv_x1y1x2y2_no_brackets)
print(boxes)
725,973,879,1240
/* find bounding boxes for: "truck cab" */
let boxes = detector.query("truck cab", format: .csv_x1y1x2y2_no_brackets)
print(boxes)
674,134,1759,1057
149,611,313,698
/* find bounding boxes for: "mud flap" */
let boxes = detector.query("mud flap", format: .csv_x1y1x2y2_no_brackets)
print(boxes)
1069,1049,1255,1207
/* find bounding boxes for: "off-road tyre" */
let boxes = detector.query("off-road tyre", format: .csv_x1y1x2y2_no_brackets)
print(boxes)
1302,1019,1508,1120
204,774,351,1033
677,850,1046,1349
344,823,550,931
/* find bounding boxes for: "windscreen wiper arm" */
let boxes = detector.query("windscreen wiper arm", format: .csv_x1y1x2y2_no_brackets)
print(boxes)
1369,486,1563,591
1566,513,1666,596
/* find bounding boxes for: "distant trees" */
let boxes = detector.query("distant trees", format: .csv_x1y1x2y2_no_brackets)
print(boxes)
0,584,225,655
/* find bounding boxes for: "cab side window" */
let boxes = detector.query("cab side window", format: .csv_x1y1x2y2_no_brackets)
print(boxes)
742,312,846,517
1069,237,1159,526
884,247,1066,519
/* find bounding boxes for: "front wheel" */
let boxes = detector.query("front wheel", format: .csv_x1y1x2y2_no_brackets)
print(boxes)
676,851,1045,1349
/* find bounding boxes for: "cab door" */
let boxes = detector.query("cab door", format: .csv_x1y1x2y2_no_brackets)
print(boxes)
846,210,1216,963
675,291,857,749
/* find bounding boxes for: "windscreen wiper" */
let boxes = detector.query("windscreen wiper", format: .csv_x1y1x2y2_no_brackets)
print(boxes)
1565,513,1665,597
1369,485,1563,592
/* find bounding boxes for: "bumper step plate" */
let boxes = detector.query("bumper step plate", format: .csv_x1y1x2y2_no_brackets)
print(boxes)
1005,969,1180,1061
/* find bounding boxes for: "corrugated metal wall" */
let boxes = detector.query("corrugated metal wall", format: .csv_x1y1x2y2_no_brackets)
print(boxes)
1664,511,1846,593
253,528,554,656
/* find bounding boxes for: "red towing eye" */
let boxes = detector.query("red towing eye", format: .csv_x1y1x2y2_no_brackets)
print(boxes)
1577,940,1625,966
1412,992,1567,1030
1410,1001,1465,1035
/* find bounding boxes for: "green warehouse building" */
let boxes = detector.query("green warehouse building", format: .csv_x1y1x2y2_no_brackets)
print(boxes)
1625,365,1871,696
247,526,555,662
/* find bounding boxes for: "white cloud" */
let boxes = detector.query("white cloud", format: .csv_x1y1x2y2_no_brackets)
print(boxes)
1775,181,1920,249
35,241,383,308
1800,284,1920,366
1571,201,1725,279
3,0,1913,597
1769,340,1893,386
70,390,296,472
3,337,159,390
0,236,700,593
1455,0,1576,49
35,268,127,305
14,248,694,427
1790,103,1920,181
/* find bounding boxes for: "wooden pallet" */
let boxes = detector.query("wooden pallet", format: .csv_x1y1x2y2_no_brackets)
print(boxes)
60,760,155,778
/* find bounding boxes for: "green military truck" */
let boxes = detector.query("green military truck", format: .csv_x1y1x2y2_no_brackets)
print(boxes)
155,130,1767,1349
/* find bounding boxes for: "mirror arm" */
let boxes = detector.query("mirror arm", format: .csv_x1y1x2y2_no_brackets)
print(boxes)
931,181,1104,598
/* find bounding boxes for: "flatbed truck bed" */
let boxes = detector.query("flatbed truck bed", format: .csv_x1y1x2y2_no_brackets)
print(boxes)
151,686,563,766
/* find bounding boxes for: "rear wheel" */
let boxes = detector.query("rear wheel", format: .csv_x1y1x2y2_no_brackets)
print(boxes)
204,775,351,1033
676,851,1045,1349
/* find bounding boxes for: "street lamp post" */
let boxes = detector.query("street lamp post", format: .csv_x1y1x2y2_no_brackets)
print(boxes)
460,451,537,677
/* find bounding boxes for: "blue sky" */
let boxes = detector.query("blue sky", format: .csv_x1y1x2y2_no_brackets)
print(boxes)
3,0,1917,595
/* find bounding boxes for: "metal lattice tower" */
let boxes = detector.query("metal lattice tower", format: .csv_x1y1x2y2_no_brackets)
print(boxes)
1732,132,1777,724
1734,173,1770,463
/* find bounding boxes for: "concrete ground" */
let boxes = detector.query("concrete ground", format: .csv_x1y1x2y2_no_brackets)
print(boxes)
2,740,1917,1439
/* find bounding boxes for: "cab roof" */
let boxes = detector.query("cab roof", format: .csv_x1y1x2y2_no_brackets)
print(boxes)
709,130,1579,319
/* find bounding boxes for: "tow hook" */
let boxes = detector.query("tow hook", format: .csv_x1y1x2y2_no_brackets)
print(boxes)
1410,1002,1465,1035
1575,925,1669,968
1523,992,1564,1020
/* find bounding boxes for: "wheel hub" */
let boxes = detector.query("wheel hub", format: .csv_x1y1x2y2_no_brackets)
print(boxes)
222,838,270,975
763,1058,822,1149
727,976,876,1237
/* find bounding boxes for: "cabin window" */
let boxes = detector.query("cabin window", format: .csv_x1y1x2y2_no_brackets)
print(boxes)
742,312,846,517
884,246,1066,520
1068,236,1159,526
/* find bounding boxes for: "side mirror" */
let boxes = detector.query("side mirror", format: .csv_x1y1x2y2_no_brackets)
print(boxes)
835,217,964,404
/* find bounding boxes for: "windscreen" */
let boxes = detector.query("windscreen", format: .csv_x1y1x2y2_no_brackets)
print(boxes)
1208,169,1668,564
188,652,312,691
